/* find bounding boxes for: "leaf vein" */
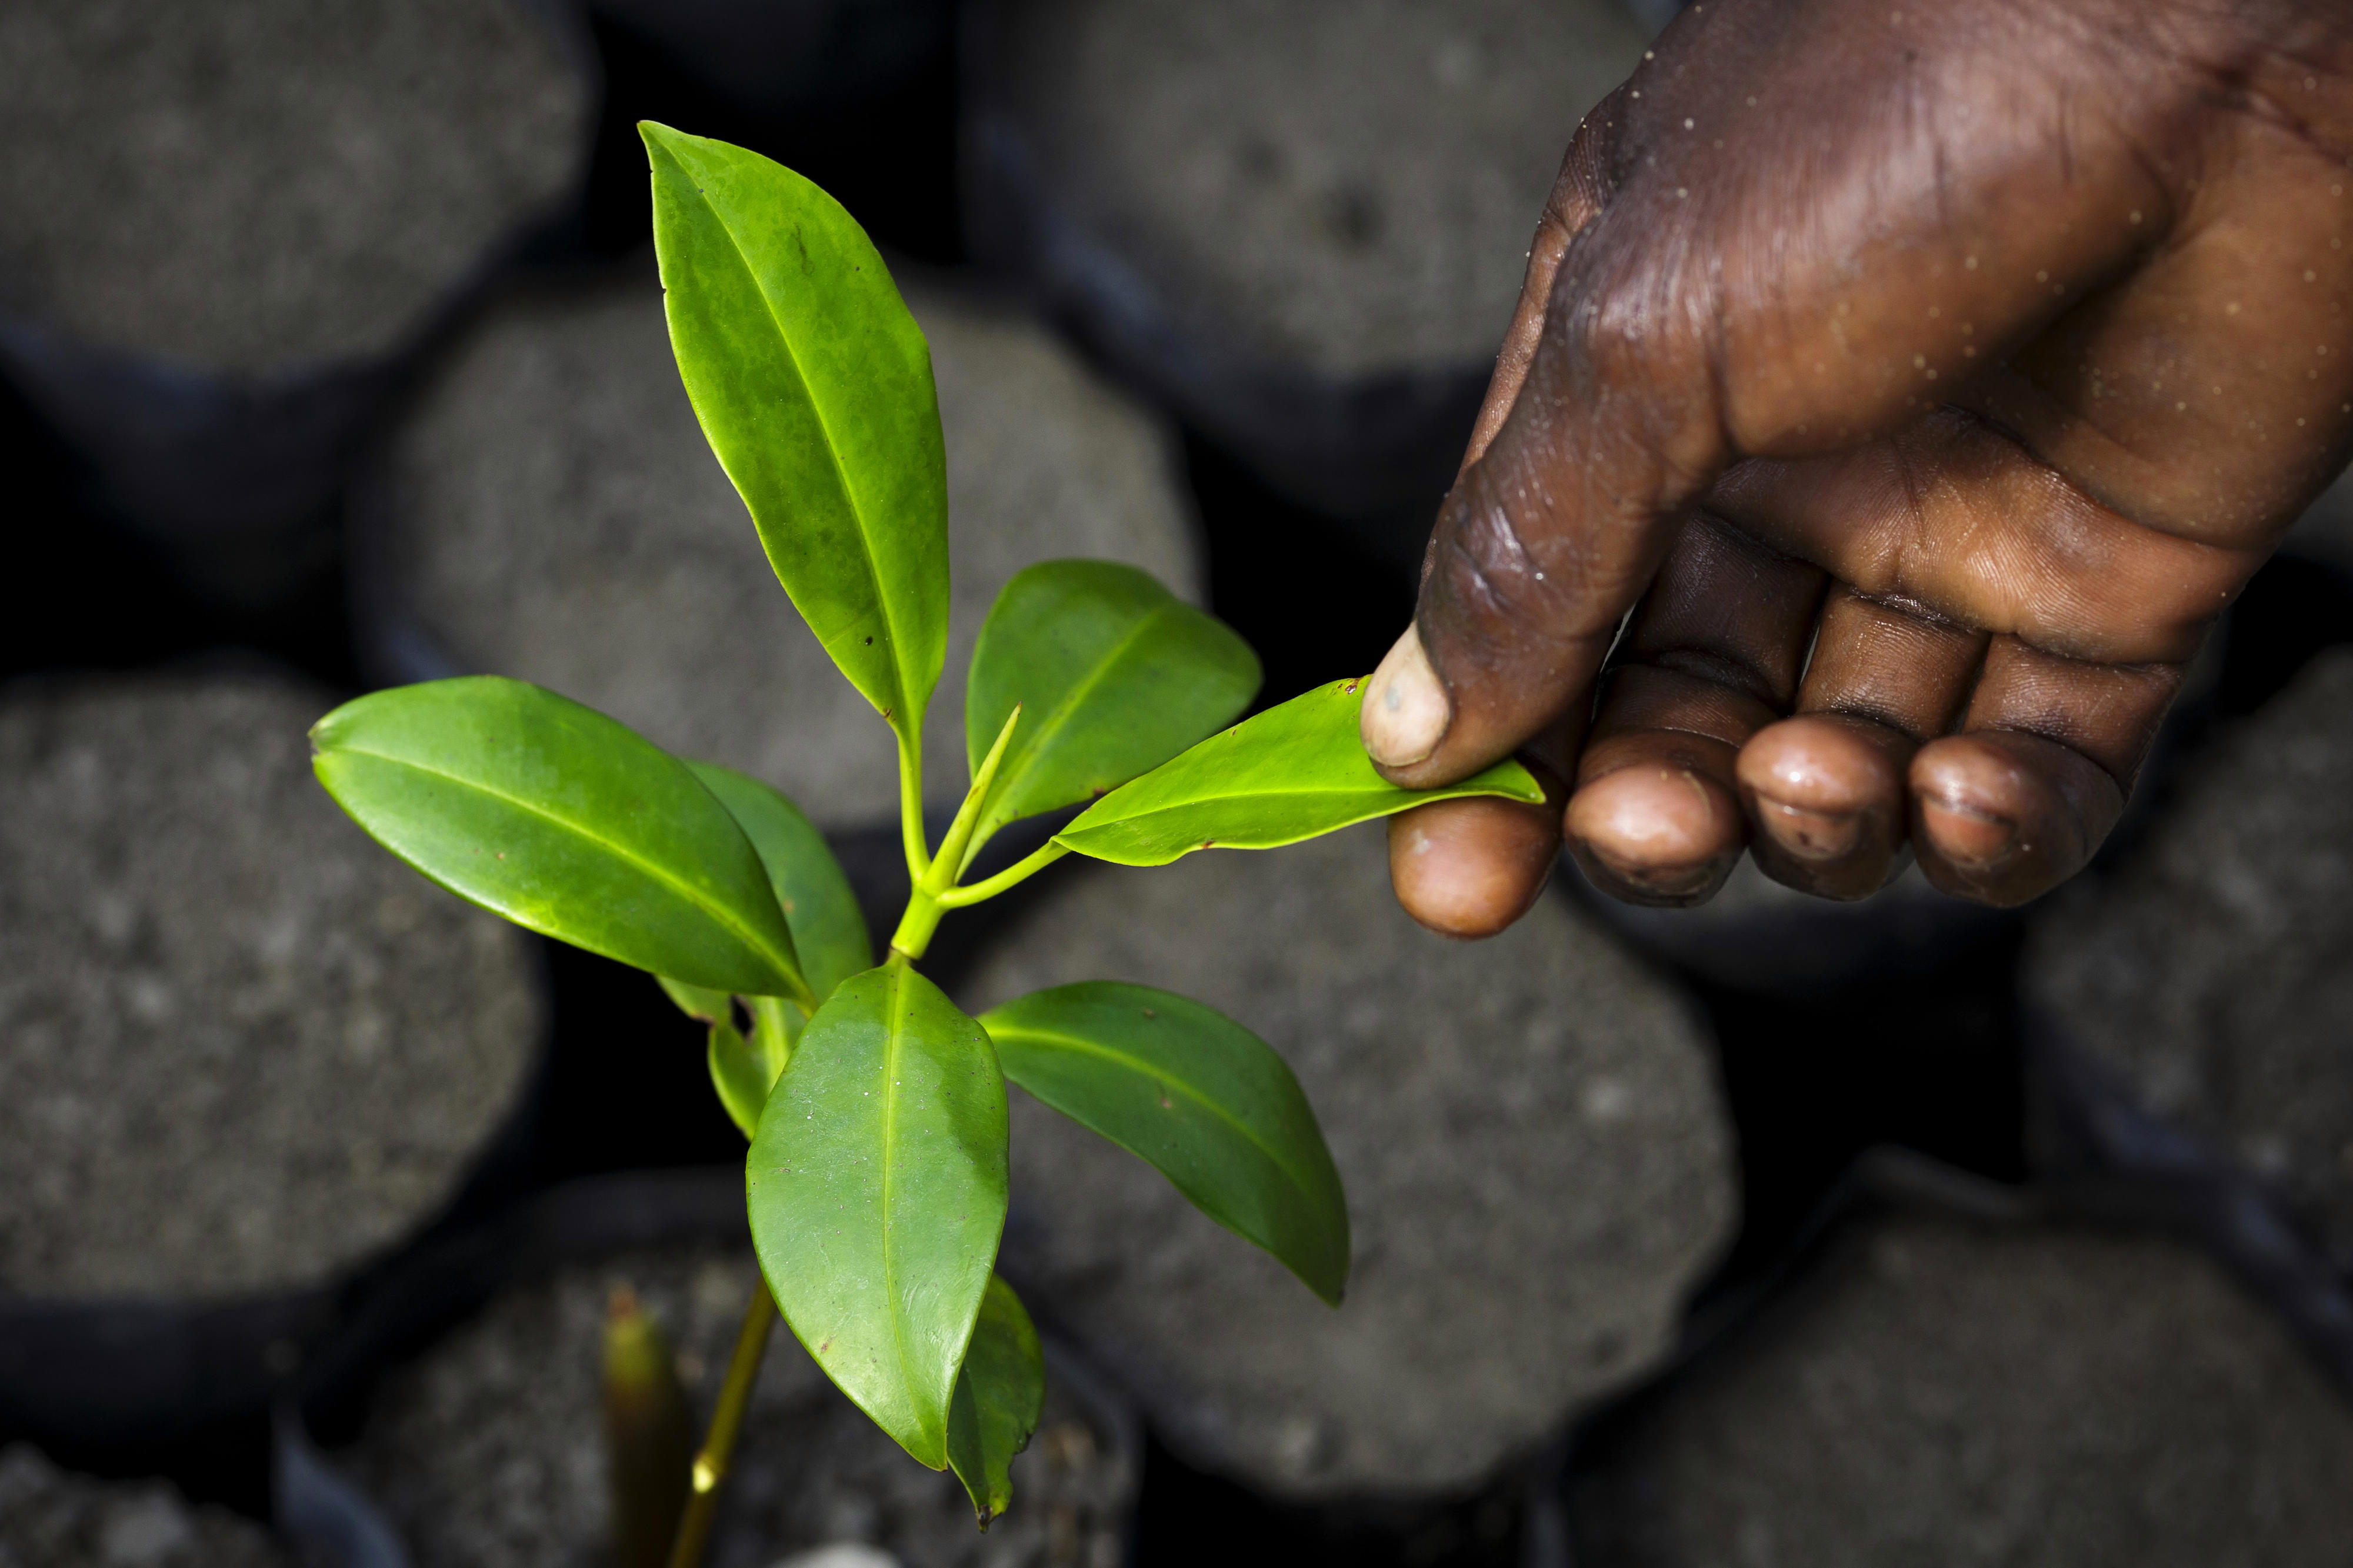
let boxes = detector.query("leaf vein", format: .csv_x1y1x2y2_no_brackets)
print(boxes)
331,744,794,985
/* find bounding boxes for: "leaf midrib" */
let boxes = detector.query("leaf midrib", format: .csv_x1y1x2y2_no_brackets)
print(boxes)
679,143,911,722
330,742,794,985
982,600,1178,828
1063,783,1408,840
989,1020,1327,1210
877,965,931,1450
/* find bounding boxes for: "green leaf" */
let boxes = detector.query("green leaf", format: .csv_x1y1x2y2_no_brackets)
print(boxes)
706,1017,771,1141
981,982,1349,1305
642,122,948,746
686,762,873,1004
1051,677,1544,867
964,561,1261,847
748,965,1008,1469
311,676,805,1000
658,974,730,1024
946,1275,1045,1527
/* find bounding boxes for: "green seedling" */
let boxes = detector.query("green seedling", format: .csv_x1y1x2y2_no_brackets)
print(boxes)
311,124,1541,1559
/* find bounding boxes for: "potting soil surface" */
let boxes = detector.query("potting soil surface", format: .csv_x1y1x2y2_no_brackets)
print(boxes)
1567,1209,2353,1566
989,0,1649,378
2029,646,2353,1272
0,0,587,374
0,1444,286,1568
0,670,543,1299
347,1245,1131,1568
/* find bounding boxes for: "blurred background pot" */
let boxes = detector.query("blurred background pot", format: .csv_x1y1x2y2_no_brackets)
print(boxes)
0,0,596,603
334,1236,1138,1568
1560,1150,2353,1567
962,0,1654,570
0,668,548,1474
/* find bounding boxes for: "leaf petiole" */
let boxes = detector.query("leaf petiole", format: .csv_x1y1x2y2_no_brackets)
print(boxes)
898,730,932,886
935,841,1069,910
929,705,1022,898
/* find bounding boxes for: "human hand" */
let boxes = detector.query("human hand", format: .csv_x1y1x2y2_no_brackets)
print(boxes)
1364,0,2353,934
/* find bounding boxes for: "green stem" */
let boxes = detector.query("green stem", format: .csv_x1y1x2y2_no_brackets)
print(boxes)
929,705,1021,896
934,840,1071,909
665,1281,777,1568
896,730,931,886
888,886,946,962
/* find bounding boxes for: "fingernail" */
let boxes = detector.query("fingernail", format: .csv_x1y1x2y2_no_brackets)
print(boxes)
1362,626,1450,768
1920,793,2015,868
1754,795,1864,862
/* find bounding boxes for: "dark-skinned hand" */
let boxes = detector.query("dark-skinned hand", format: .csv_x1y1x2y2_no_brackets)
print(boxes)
1364,0,2353,935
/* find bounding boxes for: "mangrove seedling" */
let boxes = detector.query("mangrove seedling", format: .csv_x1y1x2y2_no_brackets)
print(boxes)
310,124,1539,1560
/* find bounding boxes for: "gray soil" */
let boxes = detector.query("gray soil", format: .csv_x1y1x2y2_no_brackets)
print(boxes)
0,0,588,375
961,826,1737,1499
0,671,542,1300
347,1245,1131,1568
378,260,1201,831
0,1445,286,1568
1567,1210,2353,1566
991,0,1650,378
2027,649,2353,1270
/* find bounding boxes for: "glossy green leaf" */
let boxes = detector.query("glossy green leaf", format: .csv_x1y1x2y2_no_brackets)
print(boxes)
981,983,1349,1305
643,122,948,744
945,1275,1045,1527
658,974,731,1024
311,676,805,1000
706,1017,772,1140
748,965,1009,1469
686,762,873,1003
1052,677,1544,867
963,561,1261,846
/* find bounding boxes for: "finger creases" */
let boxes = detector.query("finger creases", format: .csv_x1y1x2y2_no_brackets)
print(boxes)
1708,408,2248,666
1565,515,1826,906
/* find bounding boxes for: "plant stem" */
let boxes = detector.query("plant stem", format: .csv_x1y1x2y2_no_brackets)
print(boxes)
665,1280,777,1568
888,886,945,962
935,840,1071,909
896,731,931,885
930,705,1021,893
